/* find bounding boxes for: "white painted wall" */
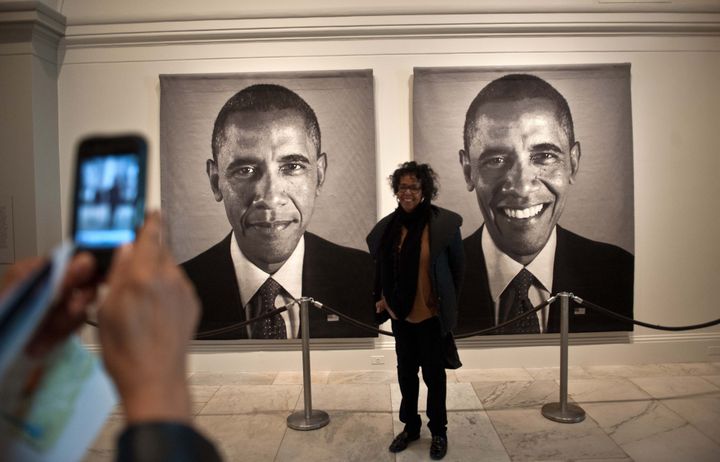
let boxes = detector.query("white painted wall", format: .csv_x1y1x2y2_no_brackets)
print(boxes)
0,2,64,273
2,0,719,371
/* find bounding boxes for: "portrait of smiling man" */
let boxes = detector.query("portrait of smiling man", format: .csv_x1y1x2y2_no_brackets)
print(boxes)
455,73,634,334
168,81,376,340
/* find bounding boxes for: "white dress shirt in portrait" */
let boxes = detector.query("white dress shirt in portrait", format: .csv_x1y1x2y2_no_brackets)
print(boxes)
481,226,557,332
230,232,304,339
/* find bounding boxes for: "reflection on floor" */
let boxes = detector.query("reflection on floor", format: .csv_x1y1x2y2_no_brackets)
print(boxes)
85,362,720,461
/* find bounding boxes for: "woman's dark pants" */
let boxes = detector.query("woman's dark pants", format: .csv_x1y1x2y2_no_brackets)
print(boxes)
392,316,447,437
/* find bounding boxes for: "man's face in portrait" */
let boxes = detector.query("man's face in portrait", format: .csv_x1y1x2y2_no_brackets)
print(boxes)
460,97,580,265
208,108,327,273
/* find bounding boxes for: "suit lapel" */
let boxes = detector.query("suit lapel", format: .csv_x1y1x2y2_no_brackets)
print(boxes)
217,233,246,323
300,233,333,337
549,226,575,332
459,227,495,332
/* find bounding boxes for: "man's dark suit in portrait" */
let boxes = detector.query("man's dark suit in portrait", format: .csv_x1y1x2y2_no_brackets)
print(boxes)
184,232,374,339
181,84,374,339
456,74,634,335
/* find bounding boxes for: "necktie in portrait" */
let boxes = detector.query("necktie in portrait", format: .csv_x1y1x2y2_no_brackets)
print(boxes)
499,268,541,334
250,277,287,339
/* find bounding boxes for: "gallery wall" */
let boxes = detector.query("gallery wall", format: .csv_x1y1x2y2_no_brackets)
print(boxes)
2,0,719,370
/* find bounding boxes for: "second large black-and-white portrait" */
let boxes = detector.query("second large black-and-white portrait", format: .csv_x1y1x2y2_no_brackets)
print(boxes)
160,71,377,340
413,65,634,335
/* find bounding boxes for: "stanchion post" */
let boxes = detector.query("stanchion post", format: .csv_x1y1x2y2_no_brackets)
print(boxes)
287,298,330,431
541,292,586,423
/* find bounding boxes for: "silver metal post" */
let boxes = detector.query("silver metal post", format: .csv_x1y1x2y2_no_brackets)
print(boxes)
542,292,586,423
287,298,330,431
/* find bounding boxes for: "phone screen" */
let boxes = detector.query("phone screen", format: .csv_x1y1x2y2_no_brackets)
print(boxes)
73,149,145,250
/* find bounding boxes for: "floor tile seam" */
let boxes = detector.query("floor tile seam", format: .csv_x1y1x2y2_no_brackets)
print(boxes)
488,405,631,460
209,382,299,386
471,381,565,411
588,375,655,401
480,407,514,461
197,410,397,416
468,379,487,410
481,404,573,411
590,400,690,461
526,458,632,461
325,381,398,385
624,379,720,400
587,399,662,437
273,414,291,462
455,375,538,383
199,394,704,413
655,390,720,400
391,407,492,413
196,410,301,417
698,375,720,390
324,378,392,384
581,370,685,380
569,397,657,406
566,376,643,383
563,411,631,460
654,397,720,447
646,420,712,444
623,376,680,398
192,383,291,388
194,403,208,415
687,422,720,447
194,386,224,415
678,368,720,377
521,365,591,381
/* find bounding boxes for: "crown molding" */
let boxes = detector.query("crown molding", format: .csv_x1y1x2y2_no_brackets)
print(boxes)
58,0,720,26
61,12,720,49
0,1,66,62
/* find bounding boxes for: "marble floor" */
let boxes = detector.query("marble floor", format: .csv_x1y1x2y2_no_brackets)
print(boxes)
84,362,720,461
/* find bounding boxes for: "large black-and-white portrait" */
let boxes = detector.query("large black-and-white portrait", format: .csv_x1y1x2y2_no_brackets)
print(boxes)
413,64,634,335
160,71,377,340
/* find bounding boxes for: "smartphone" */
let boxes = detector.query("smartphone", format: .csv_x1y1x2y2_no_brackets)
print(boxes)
71,135,147,272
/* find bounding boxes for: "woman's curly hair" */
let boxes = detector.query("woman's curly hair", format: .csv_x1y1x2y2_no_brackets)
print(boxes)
389,161,439,201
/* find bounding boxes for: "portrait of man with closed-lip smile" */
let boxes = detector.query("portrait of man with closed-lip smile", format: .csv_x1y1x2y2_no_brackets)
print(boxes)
160,73,377,340
209,109,326,274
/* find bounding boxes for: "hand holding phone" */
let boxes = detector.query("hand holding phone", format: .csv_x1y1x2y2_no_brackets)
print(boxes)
71,135,147,272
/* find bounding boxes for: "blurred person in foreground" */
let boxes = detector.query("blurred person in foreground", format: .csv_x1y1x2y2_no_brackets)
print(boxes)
0,212,221,461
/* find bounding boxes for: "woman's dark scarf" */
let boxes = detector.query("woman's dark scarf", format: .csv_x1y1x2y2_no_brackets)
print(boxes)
379,199,431,320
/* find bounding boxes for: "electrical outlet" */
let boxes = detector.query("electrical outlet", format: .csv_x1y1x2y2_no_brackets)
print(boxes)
371,355,384,365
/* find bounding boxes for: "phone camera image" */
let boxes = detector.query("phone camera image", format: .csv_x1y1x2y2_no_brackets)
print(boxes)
75,154,142,248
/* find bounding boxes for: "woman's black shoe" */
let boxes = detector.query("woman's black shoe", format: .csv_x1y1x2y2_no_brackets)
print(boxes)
430,435,447,460
388,431,420,453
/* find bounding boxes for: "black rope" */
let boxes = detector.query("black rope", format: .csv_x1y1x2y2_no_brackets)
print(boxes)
453,298,553,339
575,296,720,332
84,301,294,339
315,298,554,339
84,297,552,338
83,293,720,339
313,301,394,337
195,303,292,339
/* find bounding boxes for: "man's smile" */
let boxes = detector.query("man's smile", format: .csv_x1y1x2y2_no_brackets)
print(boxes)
500,204,546,220
246,219,299,233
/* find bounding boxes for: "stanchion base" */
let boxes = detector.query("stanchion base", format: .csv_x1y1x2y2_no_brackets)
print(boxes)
287,410,330,431
541,402,586,423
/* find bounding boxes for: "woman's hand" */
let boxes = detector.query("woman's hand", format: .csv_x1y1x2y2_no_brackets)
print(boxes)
375,296,398,320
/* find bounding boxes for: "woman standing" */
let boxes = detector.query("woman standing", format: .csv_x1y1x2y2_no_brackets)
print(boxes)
366,161,464,460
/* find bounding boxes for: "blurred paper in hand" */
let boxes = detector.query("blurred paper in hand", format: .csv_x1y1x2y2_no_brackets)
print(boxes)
0,243,116,461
